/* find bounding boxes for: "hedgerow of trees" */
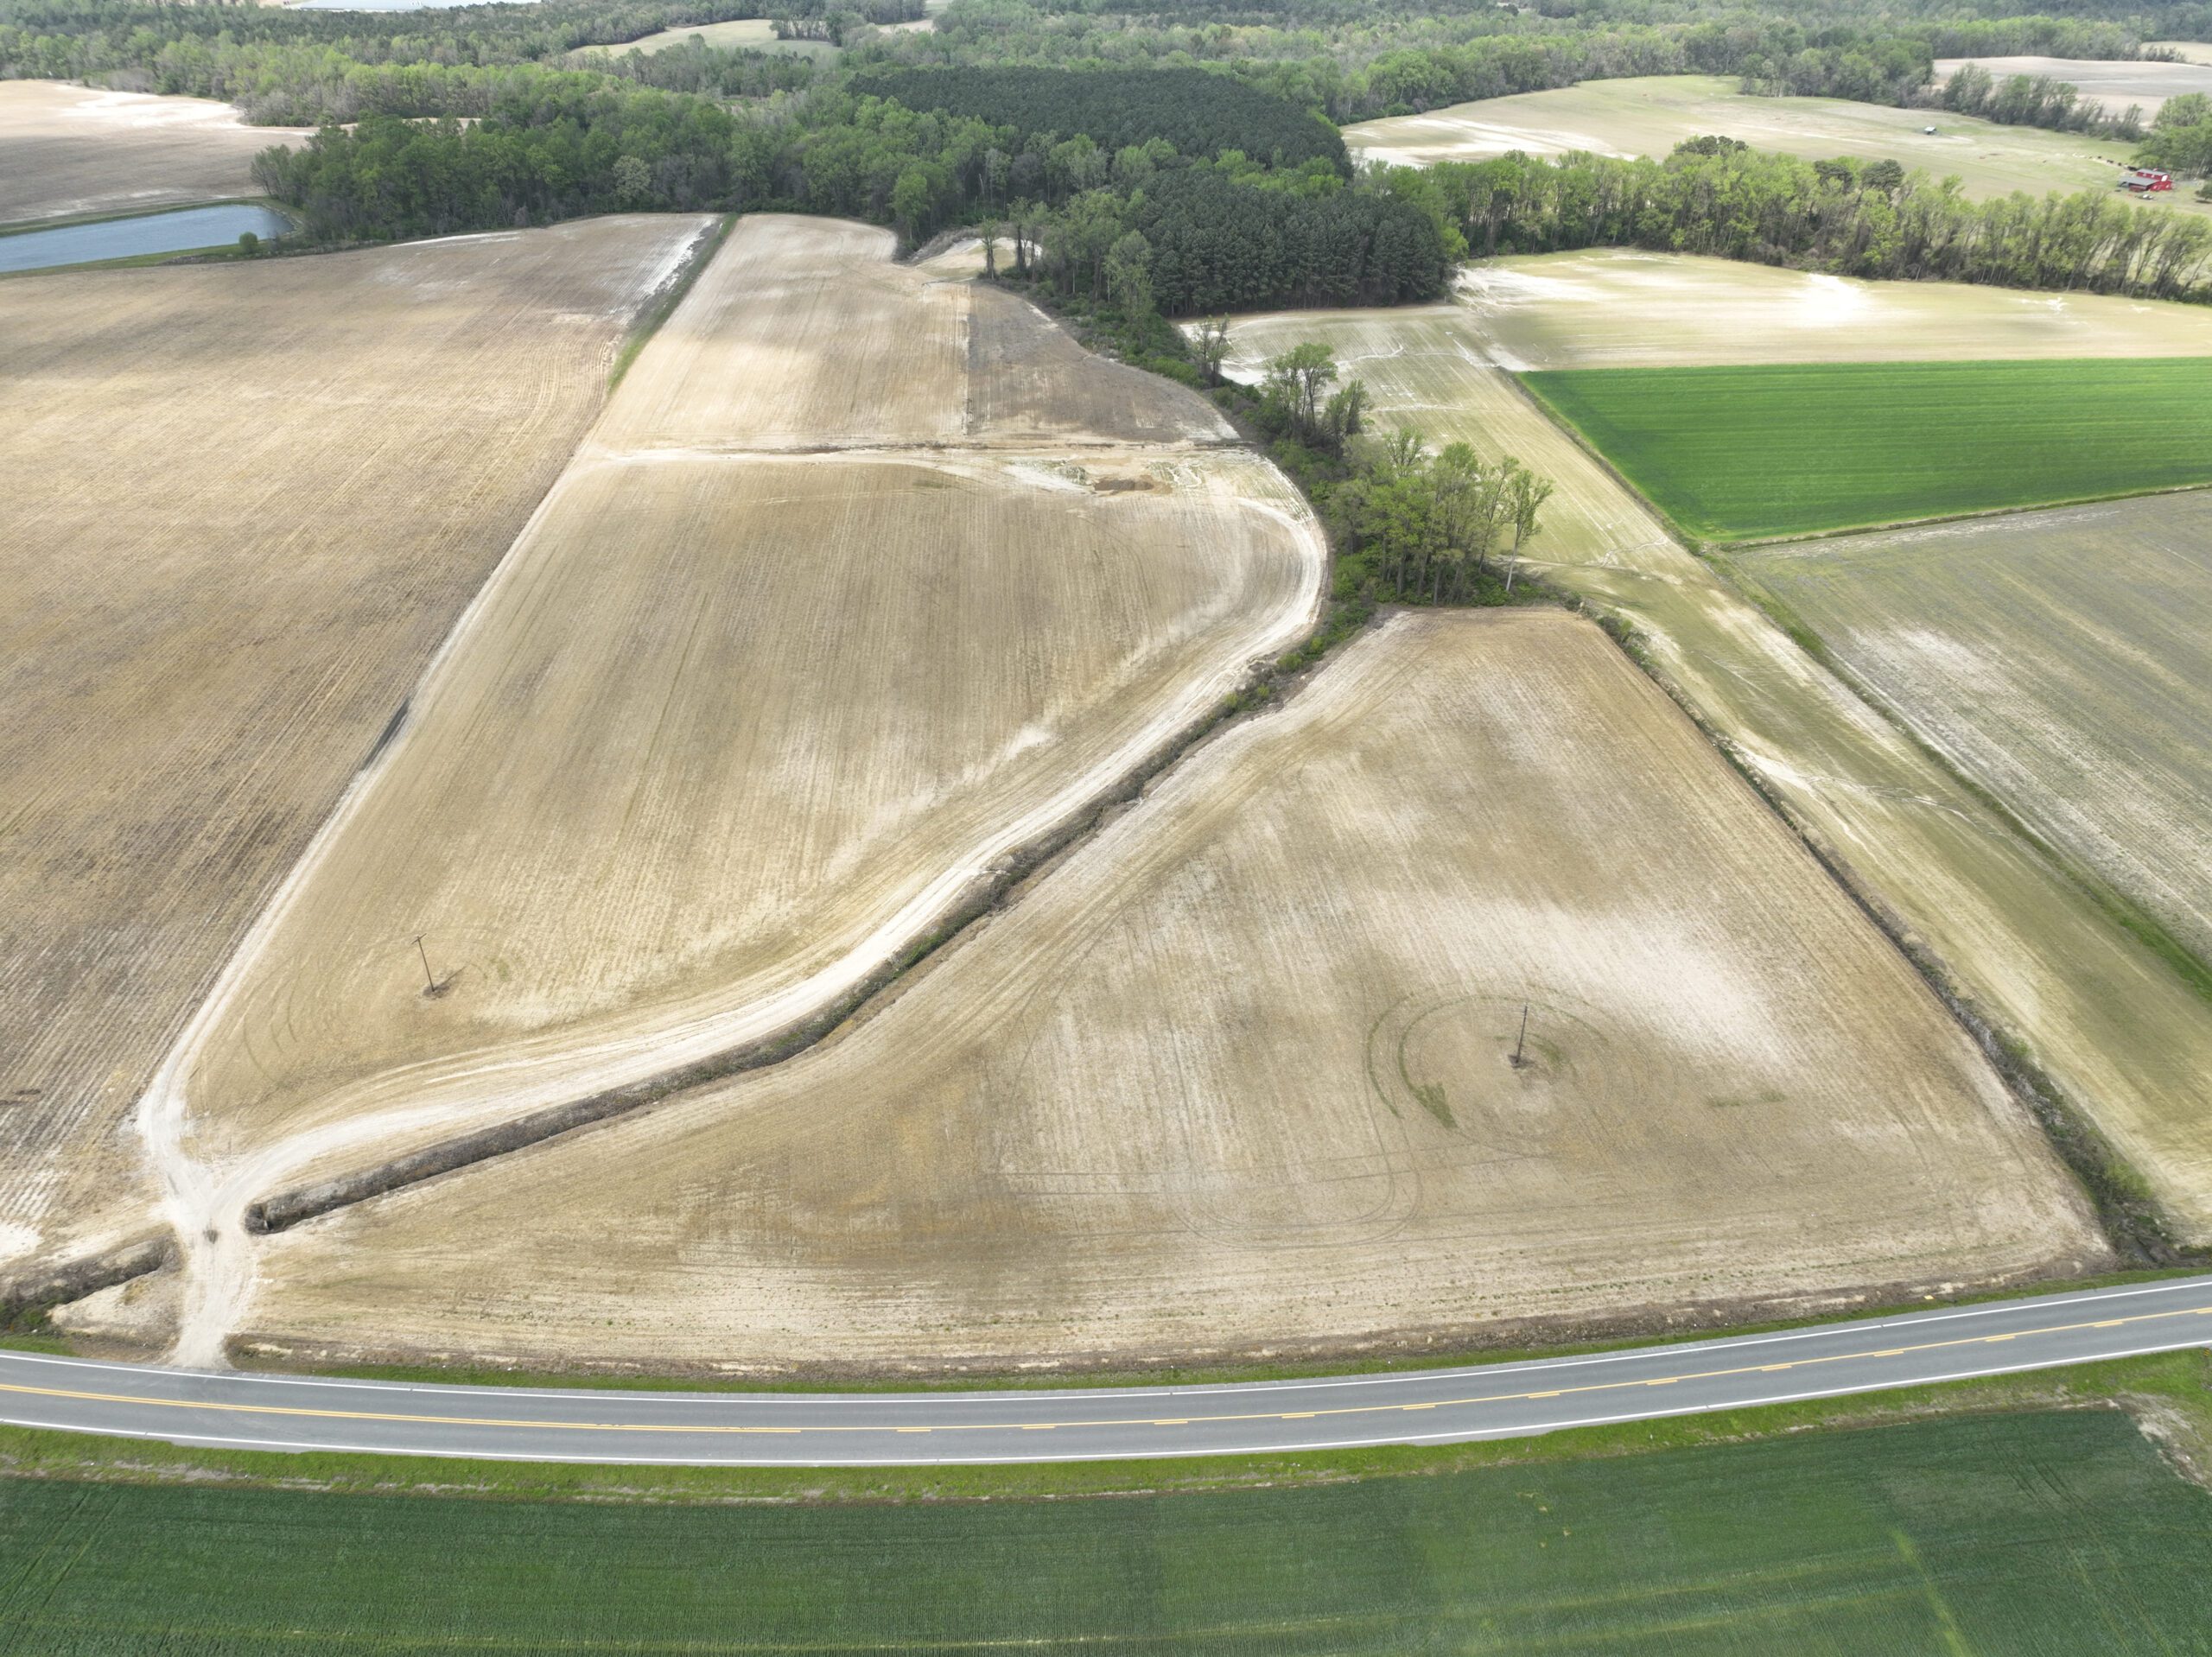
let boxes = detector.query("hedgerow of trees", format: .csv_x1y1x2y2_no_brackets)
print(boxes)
1232,341,1554,606
848,67,1348,171
1387,136,2212,302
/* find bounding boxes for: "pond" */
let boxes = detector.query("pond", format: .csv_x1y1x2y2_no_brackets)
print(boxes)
1,204,295,274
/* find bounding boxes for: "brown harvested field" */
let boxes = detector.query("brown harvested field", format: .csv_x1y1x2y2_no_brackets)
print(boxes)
1215,302,2212,1240
145,217,1319,1355
1455,251,2212,371
176,447,1316,1173
0,215,709,1275
1933,54,2212,120
1732,493,2212,964
600,216,1228,451
231,610,2102,1373
0,81,310,226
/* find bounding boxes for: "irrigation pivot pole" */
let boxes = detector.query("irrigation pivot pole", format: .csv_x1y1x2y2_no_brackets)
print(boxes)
1511,1003,1529,1070
415,935,437,994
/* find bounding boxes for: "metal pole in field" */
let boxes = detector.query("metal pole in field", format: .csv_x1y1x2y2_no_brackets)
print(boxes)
416,935,436,994
1512,1004,1529,1069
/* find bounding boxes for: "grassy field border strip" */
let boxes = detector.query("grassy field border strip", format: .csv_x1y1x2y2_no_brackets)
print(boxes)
5,1305,2208,1442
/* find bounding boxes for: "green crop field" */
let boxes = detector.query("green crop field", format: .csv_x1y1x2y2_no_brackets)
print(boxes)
5,1412,2210,1653
1522,358,2212,541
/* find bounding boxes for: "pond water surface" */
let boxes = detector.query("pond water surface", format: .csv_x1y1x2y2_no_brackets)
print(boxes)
1,204,294,274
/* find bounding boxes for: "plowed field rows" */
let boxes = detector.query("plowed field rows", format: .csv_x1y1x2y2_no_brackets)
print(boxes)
136,217,1319,1361
240,611,2098,1373
0,217,709,1275
1458,251,2212,371
1932,54,2212,120
1734,493,2212,964
0,81,309,227
1344,75,2209,215
1217,303,2212,1240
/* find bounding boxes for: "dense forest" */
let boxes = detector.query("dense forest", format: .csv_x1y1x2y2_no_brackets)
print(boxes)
249,72,1448,313
1390,137,2212,300
848,67,1347,171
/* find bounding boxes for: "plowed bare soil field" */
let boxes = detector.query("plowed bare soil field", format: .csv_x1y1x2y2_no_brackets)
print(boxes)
1216,304,2212,1240
234,611,2100,1373
142,217,1319,1356
1733,494,2212,966
1933,54,2212,120
0,81,309,226
1458,251,2212,371
0,216,709,1277
600,216,1226,451
1344,75,2209,215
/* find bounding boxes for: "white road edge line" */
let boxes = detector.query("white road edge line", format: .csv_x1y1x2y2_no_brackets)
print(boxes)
2,1334,2205,1466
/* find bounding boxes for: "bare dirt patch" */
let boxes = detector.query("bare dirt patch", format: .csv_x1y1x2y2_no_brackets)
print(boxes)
1453,250,2212,371
130,215,1319,1362
1933,54,2212,121
0,215,708,1277
1345,75,2207,215
1217,302,2212,1241
600,215,1230,452
0,81,310,226
232,611,2102,1374
1733,494,2212,966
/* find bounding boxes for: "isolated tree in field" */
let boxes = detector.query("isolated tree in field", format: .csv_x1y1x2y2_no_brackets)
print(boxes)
1264,343,1338,443
1508,467,1554,555
978,220,1001,278
1192,315,1233,384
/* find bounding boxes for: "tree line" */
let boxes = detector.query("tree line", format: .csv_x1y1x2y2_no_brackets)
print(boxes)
2137,94,2212,184
991,159,1451,315
247,72,1449,314
848,66,1347,172
1390,137,2212,302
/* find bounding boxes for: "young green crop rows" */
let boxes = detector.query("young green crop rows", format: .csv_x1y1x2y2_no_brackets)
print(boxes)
3,1411,2206,1654
1524,357,2212,541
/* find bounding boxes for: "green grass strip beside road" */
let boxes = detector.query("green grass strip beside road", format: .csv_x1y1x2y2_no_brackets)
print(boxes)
3,1370,2211,1653
1522,358,2212,543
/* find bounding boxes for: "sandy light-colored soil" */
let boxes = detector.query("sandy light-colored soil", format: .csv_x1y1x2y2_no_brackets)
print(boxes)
0,216,710,1279
600,216,1227,451
223,611,2101,1372
1344,75,2209,215
1933,54,2212,120
0,81,311,226
596,17,840,58
1732,494,2212,964
137,215,1319,1362
1213,304,2212,1241
1454,250,2212,370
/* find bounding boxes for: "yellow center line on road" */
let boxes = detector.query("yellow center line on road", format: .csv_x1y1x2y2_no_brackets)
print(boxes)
1,1303,2205,1439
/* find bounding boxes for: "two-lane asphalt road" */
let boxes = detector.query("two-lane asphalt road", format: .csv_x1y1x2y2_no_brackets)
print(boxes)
5,1276,2209,1465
